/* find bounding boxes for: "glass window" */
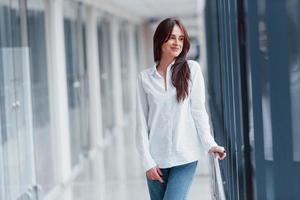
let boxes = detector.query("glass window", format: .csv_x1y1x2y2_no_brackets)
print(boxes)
0,0,38,199
64,1,90,167
0,3,8,197
257,0,274,161
27,0,56,197
98,19,114,138
287,0,300,162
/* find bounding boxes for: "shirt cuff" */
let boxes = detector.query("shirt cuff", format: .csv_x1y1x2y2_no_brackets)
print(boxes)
143,157,157,172
206,141,218,153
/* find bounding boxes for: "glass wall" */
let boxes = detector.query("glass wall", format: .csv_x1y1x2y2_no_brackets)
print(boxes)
205,0,248,199
207,0,300,199
286,0,300,195
251,0,300,199
0,1,11,199
98,19,114,138
246,0,300,198
0,0,37,199
287,0,300,163
64,1,90,167
26,0,57,198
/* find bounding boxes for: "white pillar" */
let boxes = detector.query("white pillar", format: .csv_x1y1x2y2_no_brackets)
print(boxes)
126,23,142,178
45,0,71,183
85,6,103,148
127,24,138,113
110,17,124,127
140,23,153,68
137,24,145,70
109,18,127,197
85,7,106,199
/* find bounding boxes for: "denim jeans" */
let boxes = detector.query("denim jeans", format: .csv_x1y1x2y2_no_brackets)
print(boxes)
146,161,198,200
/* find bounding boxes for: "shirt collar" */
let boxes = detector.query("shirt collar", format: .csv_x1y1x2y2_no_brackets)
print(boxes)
151,60,175,77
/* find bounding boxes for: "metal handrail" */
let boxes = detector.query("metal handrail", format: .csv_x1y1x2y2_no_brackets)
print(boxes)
212,155,226,200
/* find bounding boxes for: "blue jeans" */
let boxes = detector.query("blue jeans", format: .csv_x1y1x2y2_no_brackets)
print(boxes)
146,161,198,200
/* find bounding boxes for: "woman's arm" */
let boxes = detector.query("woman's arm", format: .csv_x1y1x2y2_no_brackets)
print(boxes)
136,73,157,171
189,61,226,159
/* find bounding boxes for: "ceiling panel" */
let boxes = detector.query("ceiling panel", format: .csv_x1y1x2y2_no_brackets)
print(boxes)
102,0,205,38
111,0,201,19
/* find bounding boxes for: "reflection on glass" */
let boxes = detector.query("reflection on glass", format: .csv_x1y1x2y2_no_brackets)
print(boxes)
287,0,300,162
258,20,273,161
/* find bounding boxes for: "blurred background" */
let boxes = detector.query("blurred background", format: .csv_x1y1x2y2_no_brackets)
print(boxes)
0,0,300,200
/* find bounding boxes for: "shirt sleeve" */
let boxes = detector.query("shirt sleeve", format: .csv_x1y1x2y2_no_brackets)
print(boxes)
189,62,218,153
135,73,157,171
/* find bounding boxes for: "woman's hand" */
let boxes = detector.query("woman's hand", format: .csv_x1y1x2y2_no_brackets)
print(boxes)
146,167,164,183
209,146,227,160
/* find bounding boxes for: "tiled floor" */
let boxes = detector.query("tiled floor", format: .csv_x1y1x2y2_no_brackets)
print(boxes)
56,175,212,200
54,153,213,200
54,128,213,200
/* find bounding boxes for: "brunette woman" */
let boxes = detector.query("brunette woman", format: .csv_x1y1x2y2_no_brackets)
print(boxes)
136,18,226,200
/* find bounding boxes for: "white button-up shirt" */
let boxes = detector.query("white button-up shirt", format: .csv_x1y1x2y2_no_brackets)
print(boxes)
136,60,217,171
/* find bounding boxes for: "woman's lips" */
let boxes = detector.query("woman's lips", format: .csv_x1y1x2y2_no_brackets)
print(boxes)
171,47,180,51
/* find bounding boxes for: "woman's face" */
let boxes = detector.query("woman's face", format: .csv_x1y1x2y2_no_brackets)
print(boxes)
161,24,184,59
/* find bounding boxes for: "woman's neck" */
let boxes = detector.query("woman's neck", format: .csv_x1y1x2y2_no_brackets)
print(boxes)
157,56,175,72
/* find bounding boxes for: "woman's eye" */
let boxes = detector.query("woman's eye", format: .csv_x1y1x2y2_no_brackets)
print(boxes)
168,36,184,41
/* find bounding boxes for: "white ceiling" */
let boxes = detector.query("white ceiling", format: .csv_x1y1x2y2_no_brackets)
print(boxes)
110,0,200,20
109,0,205,37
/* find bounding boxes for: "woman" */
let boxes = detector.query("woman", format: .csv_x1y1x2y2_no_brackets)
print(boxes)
136,18,226,200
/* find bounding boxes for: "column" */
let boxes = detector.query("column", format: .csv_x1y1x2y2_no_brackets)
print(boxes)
126,23,142,178
45,0,71,183
85,6,103,148
85,6,106,199
109,17,127,198
110,17,124,126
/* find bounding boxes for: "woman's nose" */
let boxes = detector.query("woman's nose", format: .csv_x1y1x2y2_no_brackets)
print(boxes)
174,38,180,44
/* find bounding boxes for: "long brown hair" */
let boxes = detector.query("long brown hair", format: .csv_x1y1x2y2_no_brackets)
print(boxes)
153,18,191,102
